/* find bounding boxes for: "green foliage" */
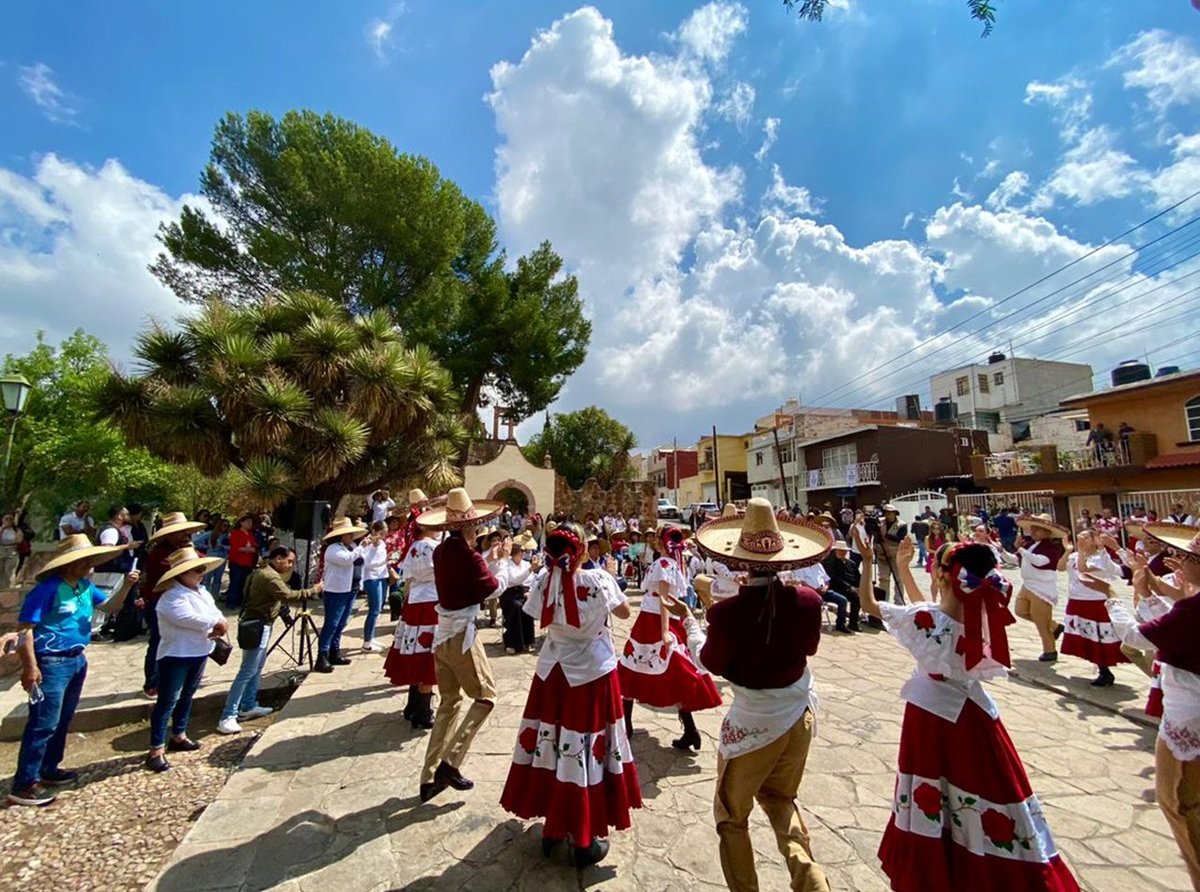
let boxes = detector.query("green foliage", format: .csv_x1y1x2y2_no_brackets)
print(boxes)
522,407,638,490
784,0,1000,36
1,331,174,518
152,109,590,422
93,293,464,510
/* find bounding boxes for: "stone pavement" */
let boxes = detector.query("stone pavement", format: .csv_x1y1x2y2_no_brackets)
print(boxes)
147,567,1192,892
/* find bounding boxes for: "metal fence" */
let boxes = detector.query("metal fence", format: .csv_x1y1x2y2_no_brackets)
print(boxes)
956,490,1057,522
1118,488,1200,520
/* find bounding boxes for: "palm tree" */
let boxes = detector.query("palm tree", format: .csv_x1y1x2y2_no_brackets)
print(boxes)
92,292,464,510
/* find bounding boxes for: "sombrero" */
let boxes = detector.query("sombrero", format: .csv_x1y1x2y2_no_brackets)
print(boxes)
154,546,225,592
408,488,429,505
416,487,504,532
1016,513,1070,539
721,503,740,519
695,497,833,572
1143,522,1200,563
323,516,369,542
37,534,127,579
830,538,850,552
1123,517,1148,539
514,531,535,550
816,511,837,525
149,511,206,542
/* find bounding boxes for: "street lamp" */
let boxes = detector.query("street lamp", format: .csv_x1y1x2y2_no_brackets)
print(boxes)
0,374,32,509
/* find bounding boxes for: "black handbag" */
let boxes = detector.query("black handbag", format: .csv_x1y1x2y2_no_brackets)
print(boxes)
209,636,233,665
237,617,265,649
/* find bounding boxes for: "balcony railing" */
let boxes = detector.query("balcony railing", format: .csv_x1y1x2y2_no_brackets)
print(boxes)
982,447,1133,480
803,460,879,490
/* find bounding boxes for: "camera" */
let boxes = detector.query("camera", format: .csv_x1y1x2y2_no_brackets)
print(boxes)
862,509,882,538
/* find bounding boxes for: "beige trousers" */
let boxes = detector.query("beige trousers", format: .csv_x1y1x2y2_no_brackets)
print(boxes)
1121,643,1155,678
1014,589,1058,654
714,709,830,892
420,630,496,785
1156,737,1200,890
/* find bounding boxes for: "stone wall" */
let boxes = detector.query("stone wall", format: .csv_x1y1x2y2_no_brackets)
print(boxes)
553,477,657,528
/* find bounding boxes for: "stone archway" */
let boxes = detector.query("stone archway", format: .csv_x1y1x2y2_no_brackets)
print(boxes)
487,478,537,515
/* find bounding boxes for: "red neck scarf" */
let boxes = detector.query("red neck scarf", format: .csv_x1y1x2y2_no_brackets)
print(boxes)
540,530,582,629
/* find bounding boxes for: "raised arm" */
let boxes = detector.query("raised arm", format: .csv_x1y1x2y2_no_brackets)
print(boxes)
854,528,882,619
1056,540,1073,572
893,538,926,605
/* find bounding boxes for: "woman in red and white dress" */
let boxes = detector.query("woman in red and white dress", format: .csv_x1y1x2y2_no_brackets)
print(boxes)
383,523,439,729
857,532,1080,892
618,525,723,751
1059,529,1128,687
500,523,642,869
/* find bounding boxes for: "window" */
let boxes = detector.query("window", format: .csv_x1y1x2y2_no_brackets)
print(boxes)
1187,396,1200,441
1074,419,1091,432
955,376,969,396
821,443,856,469
755,452,764,467
993,371,1004,386
978,374,989,393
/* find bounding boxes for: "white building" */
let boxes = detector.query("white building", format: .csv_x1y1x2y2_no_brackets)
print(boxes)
929,353,1094,437
747,428,808,511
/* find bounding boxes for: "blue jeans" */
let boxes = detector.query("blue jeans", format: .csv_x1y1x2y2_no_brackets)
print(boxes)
821,590,849,628
143,606,161,692
225,563,252,610
203,560,226,598
318,591,355,655
916,540,928,567
15,652,88,788
221,623,272,721
150,655,207,749
362,578,387,643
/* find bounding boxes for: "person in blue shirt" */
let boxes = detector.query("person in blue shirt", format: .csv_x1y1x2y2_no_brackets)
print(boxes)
9,534,140,807
993,507,1019,552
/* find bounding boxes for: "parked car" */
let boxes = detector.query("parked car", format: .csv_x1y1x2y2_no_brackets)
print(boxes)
682,502,719,527
656,498,680,520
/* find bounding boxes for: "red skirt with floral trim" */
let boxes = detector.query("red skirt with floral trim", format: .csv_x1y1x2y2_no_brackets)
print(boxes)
1146,660,1164,718
1060,598,1130,668
500,665,642,847
616,611,723,712
383,600,438,687
878,700,1080,892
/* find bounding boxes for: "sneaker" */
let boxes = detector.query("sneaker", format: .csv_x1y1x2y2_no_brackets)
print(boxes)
238,706,273,720
40,768,79,786
217,717,243,735
8,783,56,806
362,641,384,653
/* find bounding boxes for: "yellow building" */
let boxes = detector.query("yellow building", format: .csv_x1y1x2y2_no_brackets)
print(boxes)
689,432,753,505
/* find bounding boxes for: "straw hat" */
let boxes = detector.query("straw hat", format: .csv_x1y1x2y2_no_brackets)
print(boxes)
695,497,834,572
37,534,127,579
816,511,837,525
514,531,535,550
322,516,369,542
721,503,740,518
1123,517,1147,539
154,546,225,592
1143,522,1200,563
408,488,429,505
415,487,503,532
831,538,850,552
1016,513,1070,539
149,511,205,543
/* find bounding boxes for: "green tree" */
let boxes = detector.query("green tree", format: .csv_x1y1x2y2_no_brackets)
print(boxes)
784,0,1000,36
523,407,638,490
152,110,590,422
92,292,464,511
2,331,174,518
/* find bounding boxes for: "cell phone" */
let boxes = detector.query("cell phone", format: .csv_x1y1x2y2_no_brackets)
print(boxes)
130,558,139,572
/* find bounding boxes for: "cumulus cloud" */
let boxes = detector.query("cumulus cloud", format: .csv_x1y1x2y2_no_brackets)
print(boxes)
1023,76,1092,142
763,164,821,216
714,81,755,127
985,171,1030,211
1030,126,1149,210
755,117,780,162
1110,29,1200,114
18,63,78,125
675,1,748,64
0,155,199,363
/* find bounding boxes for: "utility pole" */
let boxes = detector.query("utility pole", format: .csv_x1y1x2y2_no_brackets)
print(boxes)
771,424,790,511
711,425,722,509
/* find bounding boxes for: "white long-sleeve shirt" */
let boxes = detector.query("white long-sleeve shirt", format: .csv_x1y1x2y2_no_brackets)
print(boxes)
358,539,389,582
156,582,224,659
323,541,364,593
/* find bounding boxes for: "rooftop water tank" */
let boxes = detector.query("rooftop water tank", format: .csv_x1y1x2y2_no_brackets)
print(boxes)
988,351,1006,364
934,397,958,425
1156,365,1181,377
1112,360,1151,387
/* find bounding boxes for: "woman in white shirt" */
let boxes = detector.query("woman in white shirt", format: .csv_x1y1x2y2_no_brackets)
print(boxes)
1059,529,1128,687
359,522,390,653
500,522,641,868
316,517,368,672
147,547,226,772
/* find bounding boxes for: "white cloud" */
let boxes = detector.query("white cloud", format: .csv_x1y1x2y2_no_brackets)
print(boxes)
18,63,78,125
950,177,973,202
1110,29,1200,114
1146,132,1200,212
1023,76,1092,142
714,81,755,127
365,3,407,59
763,164,821,216
985,171,1030,211
0,155,199,364
755,117,780,162
675,1,748,64
1030,126,1149,210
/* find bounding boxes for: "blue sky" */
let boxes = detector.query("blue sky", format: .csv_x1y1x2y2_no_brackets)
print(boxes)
2,1,1199,448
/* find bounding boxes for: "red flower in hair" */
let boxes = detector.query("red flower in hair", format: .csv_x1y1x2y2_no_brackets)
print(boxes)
981,808,1017,851
518,726,538,754
913,612,935,631
592,735,607,763
912,783,943,821
576,584,590,602
416,631,434,649
660,559,671,569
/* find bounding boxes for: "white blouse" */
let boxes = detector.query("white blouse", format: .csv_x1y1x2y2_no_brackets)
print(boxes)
1066,551,1121,602
156,582,224,659
400,539,437,605
641,556,689,614
322,541,363,593
1015,544,1060,604
525,566,626,686
359,539,389,581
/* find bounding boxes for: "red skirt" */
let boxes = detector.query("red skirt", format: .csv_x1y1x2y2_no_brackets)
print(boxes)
616,610,723,712
383,600,438,687
500,665,642,847
1147,660,1164,718
879,700,1080,892
1060,599,1129,668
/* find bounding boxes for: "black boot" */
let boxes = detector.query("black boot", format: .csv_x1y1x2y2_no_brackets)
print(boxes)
1091,666,1115,687
672,710,701,751
622,698,635,738
329,648,351,666
403,686,417,721
435,760,474,791
411,691,435,730
573,838,610,868
314,652,334,673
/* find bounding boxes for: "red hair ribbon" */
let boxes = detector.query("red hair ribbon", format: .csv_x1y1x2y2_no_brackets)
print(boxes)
663,526,687,577
951,559,1015,670
541,529,581,629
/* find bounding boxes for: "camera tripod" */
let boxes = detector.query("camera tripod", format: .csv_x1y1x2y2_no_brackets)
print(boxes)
266,597,320,671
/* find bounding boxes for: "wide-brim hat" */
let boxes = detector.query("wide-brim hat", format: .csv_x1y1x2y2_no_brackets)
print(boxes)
37,534,127,579
831,538,850,552
408,488,429,505
1123,518,1148,539
881,504,899,514
149,511,206,542
695,497,833,572
416,487,504,531
155,546,225,591
816,512,837,525
1143,522,1200,562
514,531,535,550
721,503,740,519
1016,513,1070,539
323,516,369,541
